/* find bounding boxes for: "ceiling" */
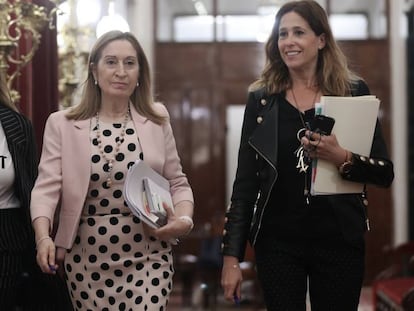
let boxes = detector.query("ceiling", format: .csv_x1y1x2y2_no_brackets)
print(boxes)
157,0,386,15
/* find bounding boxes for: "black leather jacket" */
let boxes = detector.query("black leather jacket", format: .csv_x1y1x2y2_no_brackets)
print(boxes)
222,81,394,261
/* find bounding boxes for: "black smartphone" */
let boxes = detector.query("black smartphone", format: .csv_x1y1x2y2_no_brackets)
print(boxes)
309,114,335,135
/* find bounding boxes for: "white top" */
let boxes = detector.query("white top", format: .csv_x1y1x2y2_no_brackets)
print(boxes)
0,123,19,209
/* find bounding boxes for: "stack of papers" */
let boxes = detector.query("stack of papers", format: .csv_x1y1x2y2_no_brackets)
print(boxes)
124,159,174,228
311,95,380,195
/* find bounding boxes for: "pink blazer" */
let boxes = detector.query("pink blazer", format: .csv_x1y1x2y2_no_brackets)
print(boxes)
31,103,194,249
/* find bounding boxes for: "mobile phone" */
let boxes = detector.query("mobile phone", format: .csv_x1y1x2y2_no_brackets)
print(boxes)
309,114,335,135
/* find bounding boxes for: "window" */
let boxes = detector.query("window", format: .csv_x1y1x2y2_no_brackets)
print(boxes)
329,14,369,40
156,0,387,42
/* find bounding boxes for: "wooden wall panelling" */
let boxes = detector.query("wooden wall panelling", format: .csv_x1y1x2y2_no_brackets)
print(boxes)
155,43,226,230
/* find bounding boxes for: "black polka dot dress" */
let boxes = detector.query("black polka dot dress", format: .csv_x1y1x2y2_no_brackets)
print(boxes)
64,118,174,311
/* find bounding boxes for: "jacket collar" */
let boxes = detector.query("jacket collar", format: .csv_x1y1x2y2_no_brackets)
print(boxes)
130,105,147,124
72,105,147,130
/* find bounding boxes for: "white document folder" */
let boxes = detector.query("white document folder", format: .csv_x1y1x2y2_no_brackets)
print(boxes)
311,95,380,195
124,159,174,228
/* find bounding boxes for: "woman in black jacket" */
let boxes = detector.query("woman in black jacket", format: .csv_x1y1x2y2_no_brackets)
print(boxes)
221,1,394,310
0,74,71,310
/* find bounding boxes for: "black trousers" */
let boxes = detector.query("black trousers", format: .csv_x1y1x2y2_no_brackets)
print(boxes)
254,236,365,311
0,208,73,311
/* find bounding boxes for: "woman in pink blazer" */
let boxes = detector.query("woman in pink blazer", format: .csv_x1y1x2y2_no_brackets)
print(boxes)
31,31,194,310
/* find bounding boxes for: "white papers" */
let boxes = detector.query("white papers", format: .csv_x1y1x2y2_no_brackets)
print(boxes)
311,95,380,195
124,159,173,228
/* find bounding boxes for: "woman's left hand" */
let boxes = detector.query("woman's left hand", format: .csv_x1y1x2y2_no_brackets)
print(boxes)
301,130,348,167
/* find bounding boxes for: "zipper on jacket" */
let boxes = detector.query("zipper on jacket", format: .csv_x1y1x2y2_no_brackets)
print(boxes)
361,191,371,231
249,141,278,246
366,219,370,231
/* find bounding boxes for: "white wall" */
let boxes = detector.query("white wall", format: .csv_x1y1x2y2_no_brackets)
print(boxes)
390,0,408,245
127,0,154,73
225,106,245,203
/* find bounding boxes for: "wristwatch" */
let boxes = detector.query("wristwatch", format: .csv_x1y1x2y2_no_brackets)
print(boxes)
339,159,353,175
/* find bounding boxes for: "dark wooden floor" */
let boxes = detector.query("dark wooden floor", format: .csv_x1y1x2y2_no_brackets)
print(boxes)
168,280,266,311
167,279,374,311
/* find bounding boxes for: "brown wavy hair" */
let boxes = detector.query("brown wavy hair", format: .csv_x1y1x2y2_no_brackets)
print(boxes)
250,0,361,96
66,30,165,124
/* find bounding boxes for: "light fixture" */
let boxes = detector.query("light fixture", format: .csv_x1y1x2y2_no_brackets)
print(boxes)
191,0,208,16
77,0,101,26
96,0,130,38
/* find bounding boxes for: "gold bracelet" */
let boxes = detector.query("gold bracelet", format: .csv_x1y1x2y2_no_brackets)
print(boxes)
36,236,52,248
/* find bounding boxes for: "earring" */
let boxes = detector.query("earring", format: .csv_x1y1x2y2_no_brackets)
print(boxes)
136,82,140,87
94,79,98,85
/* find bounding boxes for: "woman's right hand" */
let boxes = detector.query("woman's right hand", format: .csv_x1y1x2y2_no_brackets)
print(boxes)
33,216,57,274
221,256,243,303
36,236,58,274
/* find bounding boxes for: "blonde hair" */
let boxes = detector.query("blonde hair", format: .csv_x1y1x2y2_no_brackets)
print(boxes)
0,74,17,112
66,31,165,124
250,0,361,96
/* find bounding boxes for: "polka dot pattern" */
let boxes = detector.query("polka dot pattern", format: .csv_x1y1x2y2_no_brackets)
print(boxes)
65,119,173,310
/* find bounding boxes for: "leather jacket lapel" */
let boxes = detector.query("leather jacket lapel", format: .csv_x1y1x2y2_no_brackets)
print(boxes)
248,93,279,169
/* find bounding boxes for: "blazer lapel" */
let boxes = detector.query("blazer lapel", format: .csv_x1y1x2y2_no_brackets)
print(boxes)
129,106,151,158
0,105,26,147
72,118,93,190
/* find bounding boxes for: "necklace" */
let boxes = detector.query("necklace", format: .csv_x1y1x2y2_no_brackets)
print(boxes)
95,106,130,187
290,88,318,204
291,88,318,129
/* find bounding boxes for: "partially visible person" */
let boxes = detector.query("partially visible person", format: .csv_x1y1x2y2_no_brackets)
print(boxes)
0,73,71,310
31,30,194,310
221,1,394,310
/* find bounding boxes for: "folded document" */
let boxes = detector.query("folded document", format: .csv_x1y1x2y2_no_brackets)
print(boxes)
311,95,380,195
124,160,174,228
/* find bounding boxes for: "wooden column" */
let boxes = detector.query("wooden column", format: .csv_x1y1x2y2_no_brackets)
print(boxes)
31,0,59,152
